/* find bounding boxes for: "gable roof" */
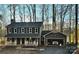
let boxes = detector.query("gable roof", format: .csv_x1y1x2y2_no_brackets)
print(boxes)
43,31,66,37
6,22,43,27
41,31,51,36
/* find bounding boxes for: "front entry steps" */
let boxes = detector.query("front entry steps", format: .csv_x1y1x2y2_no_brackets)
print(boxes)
16,46,45,51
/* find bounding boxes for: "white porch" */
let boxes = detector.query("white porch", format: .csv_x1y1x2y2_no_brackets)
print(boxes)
6,38,39,46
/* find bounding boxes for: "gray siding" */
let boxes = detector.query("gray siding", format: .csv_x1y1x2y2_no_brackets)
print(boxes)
6,22,43,38
7,27,41,34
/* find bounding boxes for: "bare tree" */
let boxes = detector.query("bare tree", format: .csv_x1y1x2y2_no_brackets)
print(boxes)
18,5,23,22
69,4,72,44
26,5,32,22
42,4,50,30
31,4,36,22
45,5,50,30
18,4,32,22
7,4,13,19
23,5,26,22
42,4,45,22
12,4,16,20
0,15,3,37
60,5,69,32
8,4,16,21
0,15,3,22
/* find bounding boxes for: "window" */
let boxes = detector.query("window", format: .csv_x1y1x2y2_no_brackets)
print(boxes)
14,28,17,34
29,28,32,33
8,28,11,34
35,28,38,34
21,28,25,34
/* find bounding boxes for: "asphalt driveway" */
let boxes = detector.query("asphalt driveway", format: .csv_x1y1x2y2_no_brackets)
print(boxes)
0,46,66,54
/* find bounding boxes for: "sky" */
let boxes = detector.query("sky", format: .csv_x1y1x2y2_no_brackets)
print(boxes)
0,4,52,24
0,4,78,25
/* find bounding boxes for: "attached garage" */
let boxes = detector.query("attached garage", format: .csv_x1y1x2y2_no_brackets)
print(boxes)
47,39,64,46
42,31,66,46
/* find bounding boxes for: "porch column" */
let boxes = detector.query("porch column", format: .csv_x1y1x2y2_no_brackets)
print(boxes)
45,39,48,46
33,39,36,46
36,38,38,46
24,38,26,45
44,37,45,46
9,38,12,45
11,38,13,45
5,38,7,45
23,39,25,45
11,38,15,45
38,38,41,46
44,37,47,46
14,38,17,45
25,38,28,46
20,38,22,45
46,39,48,46
6,38,10,45
44,36,48,46
63,38,66,47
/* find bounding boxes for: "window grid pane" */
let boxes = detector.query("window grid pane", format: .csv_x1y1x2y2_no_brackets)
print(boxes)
35,28,38,34
14,28,17,34
21,28,25,34
29,28,32,33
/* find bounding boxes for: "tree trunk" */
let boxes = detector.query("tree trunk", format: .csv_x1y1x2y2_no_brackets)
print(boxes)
52,4,56,31
18,5,23,22
69,5,72,44
13,4,16,21
75,4,78,47
33,4,36,22
23,5,25,22
60,5,63,32
42,4,45,22
26,5,32,22
9,4,12,19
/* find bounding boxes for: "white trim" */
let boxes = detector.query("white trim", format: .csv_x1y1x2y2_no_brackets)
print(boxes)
35,28,38,34
43,31,66,37
21,28,25,34
43,31,54,37
8,28,11,34
14,39,17,45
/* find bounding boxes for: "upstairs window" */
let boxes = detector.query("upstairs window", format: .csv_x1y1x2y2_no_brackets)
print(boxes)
8,28,11,34
14,28,17,34
35,28,38,34
21,28,25,34
29,28,32,33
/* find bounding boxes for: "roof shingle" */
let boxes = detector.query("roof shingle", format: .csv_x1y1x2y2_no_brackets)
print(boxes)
6,22,43,27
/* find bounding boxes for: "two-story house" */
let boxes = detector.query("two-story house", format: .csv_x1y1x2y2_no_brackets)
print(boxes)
5,19,66,47
5,19,43,46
